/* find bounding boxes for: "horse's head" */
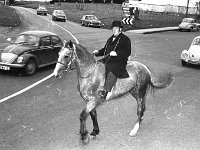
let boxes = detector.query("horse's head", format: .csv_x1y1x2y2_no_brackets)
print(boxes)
54,40,76,78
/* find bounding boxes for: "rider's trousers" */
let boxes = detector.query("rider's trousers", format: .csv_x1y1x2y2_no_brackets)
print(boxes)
104,72,117,92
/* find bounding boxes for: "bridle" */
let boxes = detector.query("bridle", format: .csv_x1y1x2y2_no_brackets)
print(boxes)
56,43,100,78
57,44,76,72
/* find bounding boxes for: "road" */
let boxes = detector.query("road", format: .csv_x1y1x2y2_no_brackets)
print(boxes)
0,7,200,150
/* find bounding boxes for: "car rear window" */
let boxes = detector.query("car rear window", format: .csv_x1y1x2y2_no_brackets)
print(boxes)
52,36,62,46
40,37,51,46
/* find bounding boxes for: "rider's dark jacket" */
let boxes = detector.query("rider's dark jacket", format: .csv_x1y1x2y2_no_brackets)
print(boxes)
95,32,131,78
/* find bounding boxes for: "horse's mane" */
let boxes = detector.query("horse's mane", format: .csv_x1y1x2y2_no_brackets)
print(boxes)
68,42,96,64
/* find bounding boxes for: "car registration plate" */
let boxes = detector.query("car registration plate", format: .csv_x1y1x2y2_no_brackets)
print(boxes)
0,65,10,70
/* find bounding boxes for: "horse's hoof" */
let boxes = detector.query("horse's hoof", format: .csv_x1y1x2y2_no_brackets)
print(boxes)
129,122,140,137
82,136,90,145
89,135,96,140
129,131,137,137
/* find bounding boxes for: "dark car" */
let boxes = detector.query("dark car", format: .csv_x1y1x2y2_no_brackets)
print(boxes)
0,31,63,76
37,6,48,16
52,10,67,22
80,15,102,28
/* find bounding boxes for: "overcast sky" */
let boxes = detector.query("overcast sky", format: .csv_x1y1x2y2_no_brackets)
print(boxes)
141,0,198,7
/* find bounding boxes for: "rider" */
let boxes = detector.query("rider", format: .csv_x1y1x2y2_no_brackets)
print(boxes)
93,20,131,100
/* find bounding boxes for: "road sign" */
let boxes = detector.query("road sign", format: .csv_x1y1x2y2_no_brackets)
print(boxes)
122,18,134,25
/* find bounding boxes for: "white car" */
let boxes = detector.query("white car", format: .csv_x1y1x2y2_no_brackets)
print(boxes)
181,36,200,66
179,18,200,32
52,10,66,22
37,6,47,16
80,15,102,28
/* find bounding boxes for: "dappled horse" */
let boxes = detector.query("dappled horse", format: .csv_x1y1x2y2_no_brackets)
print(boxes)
53,40,174,144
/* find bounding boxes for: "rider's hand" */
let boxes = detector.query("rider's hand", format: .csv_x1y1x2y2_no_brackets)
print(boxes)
110,51,117,56
93,50,99,54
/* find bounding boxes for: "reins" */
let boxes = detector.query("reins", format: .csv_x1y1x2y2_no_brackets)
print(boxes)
57,44,98,78
102,35,121,64
57,45,76,72
57,38,121,78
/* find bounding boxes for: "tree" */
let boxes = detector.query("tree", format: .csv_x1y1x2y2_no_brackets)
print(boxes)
76,0,85,10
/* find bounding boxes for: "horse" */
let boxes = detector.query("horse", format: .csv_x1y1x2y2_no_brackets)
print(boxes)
53,40,174,144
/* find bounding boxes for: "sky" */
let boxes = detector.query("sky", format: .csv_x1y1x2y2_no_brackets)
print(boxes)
140,0,199,7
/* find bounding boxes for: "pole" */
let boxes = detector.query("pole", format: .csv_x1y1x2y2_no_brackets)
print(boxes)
186,0,189,17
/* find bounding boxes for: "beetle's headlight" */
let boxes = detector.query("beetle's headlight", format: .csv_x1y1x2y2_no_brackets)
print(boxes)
182,52,188,58
17,56,24,63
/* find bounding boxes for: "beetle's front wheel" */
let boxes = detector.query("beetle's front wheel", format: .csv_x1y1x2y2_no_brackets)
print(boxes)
24,59,37,76
181,60,187,66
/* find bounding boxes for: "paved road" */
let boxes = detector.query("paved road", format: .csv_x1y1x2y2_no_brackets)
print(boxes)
0,7,200,150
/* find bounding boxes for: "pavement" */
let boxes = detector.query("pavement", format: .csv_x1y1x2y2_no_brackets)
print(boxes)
127,26,179,34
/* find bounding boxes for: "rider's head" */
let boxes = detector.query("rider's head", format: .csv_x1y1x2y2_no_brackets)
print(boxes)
111,20,123,37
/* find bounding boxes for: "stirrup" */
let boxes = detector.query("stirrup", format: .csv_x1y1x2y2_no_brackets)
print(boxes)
98,90,108,100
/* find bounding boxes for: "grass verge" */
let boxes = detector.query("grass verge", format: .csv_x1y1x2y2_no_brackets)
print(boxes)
0,5,21,27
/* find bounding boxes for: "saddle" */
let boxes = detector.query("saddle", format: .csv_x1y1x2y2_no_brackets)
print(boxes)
119,69,129,79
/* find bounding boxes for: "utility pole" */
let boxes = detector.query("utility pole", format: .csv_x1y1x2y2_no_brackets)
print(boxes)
186,0,189,17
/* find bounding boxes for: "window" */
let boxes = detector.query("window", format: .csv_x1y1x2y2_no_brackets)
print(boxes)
14,34,38,45
39,36,51,46
52,36,62,46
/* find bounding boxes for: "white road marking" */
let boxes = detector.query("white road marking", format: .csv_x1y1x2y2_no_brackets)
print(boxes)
0,73,54,103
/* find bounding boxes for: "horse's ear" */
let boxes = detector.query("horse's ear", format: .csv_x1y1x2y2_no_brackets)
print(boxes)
63,40,67,48
63,40,67,45
69,40,73,48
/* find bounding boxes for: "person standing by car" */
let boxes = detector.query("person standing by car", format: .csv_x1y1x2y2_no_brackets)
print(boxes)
93,20,131,100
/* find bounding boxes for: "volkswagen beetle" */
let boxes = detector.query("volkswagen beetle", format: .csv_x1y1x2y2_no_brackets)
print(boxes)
0,31,63,76
181,36,200,66
179,18,200,32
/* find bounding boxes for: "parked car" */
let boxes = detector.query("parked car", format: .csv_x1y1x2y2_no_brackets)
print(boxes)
181,36,200,66
0,31,63,76
80,15,102,28
52,10,67,22
37,6,47,16
179,18,200,32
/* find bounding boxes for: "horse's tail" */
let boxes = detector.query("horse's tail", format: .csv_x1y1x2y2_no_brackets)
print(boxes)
149,72,174,92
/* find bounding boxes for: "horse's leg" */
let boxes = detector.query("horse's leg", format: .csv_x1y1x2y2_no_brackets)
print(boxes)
80,100,96,144
89,108,100,139
80,108,89,142
129,88,147,136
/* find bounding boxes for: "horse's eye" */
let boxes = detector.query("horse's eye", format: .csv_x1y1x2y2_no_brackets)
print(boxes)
64,55,68,58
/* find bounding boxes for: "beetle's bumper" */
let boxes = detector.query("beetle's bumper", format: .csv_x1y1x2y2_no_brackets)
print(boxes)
0,62,25,71
181,58,200,65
